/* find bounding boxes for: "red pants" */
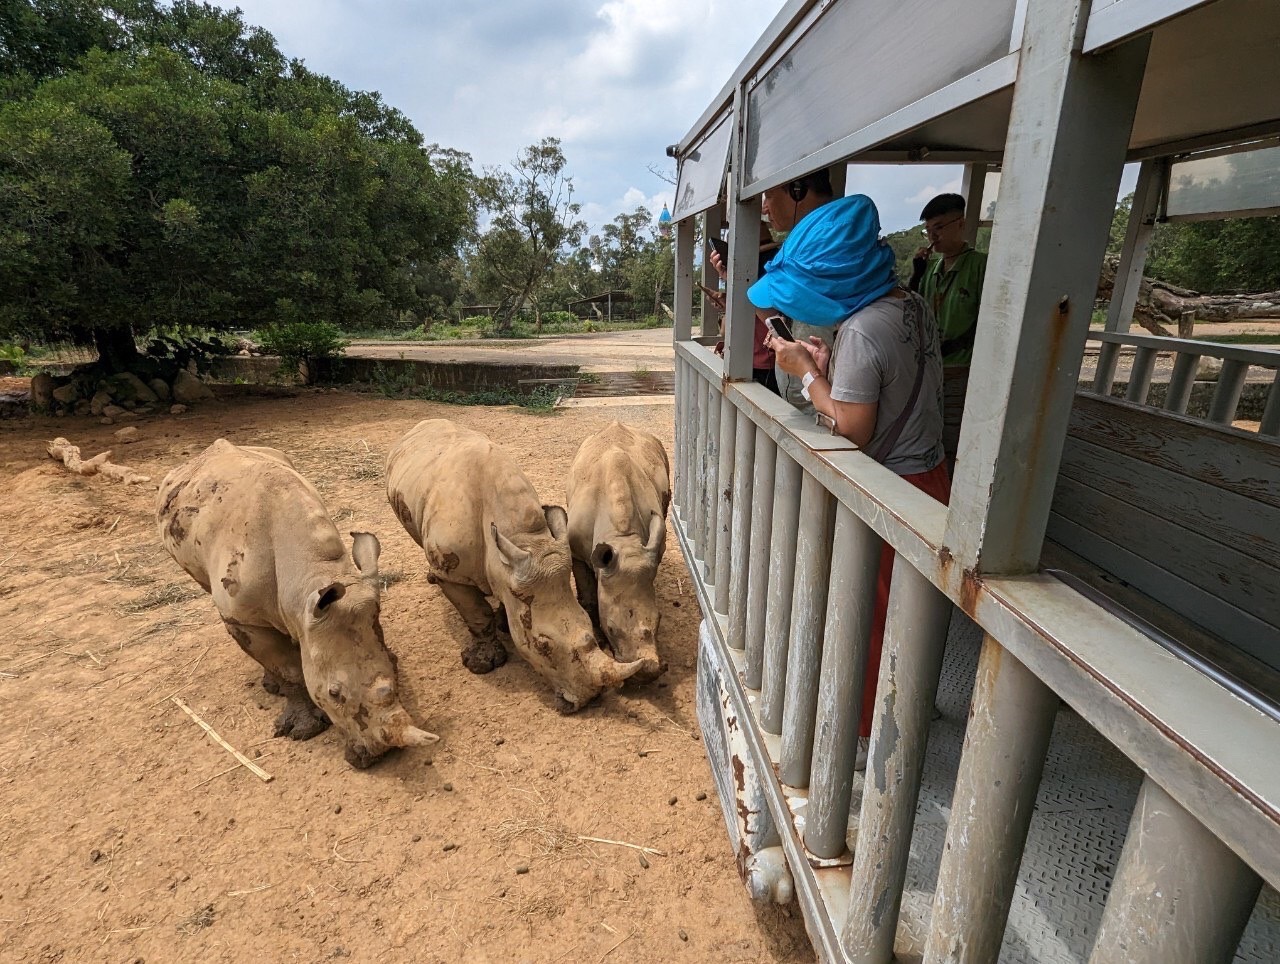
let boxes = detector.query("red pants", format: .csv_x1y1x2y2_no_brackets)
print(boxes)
860,461,952,736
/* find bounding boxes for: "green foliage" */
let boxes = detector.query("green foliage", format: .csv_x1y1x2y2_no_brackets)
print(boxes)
0,342,31,372
143,327,231,377
255,320,348,381
1146,216,1280,293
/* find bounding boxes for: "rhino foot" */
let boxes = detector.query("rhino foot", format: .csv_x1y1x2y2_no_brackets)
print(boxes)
461,635,508,675
274,698,331,740
261,671,283,696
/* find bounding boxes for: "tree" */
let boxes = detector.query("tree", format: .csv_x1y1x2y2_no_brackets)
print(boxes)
472,138,585,333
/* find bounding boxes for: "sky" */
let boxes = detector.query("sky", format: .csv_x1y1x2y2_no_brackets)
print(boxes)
227,1,1129,240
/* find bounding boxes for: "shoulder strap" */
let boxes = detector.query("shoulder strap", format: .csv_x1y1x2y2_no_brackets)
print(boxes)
867,296,928,464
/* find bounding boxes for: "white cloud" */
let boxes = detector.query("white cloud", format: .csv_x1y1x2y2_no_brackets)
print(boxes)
906,178,963,206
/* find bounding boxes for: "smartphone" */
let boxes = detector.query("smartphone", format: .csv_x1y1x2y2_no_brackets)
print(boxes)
764,314,795,342
698,282,723,299
707,237,729,263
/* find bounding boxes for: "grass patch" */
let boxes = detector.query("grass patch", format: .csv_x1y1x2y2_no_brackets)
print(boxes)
1192,333,1280,346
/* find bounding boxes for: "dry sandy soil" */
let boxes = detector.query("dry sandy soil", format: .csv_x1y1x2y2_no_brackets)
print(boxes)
0,389,813,964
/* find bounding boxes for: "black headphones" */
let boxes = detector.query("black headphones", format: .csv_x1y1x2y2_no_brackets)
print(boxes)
788,179,808,202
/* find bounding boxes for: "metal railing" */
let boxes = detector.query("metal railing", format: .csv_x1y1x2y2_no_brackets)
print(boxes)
1088,331,1280,436
674,338,1278,963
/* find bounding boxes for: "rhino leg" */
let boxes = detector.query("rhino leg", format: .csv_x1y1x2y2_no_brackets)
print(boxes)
222,618,330,740
435,580,509,674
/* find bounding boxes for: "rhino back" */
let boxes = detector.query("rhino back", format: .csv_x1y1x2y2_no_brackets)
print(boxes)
387,420,548,586
567,424,670,558
158,439,344,626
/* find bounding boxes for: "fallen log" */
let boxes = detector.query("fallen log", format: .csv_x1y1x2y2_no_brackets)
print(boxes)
47,437,152,485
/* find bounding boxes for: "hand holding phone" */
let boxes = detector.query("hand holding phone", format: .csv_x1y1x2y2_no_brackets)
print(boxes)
707,237,729,263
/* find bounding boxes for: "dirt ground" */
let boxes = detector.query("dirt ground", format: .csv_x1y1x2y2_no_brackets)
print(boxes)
0,389,814,964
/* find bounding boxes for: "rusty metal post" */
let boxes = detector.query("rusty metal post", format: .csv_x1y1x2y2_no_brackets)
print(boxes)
744,425,776,688
704,384,722,582
727,407,756,648
714,399,736,615
1090,777,1262,964
759,449,802,734
923,636,1058,964
804,503,882,859
779,473,836,787
842,556,953,961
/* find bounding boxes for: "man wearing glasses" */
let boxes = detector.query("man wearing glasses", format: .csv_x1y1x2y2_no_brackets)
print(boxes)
909,193,988,365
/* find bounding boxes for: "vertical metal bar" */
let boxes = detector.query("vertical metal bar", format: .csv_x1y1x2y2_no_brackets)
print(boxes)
1092,339,1121,397
804,504,882,859
924,636,1058,964
714,399,736,615
1260,368,1280,437
1106,158,1163,334
682,358,697,520
758,449,802,734
727,406,756,649
692,372,709,559
1089,777,1262,964
704,384,722,581
961,163,988,248
673,217,695,342
725,82,761,383
843,558,954,963
744,426,776,688
672,357,685,517
779,474,836,788
1124,346,1158,404
944,0,1151,576
1164,352,1201,415
1207,358,1248,426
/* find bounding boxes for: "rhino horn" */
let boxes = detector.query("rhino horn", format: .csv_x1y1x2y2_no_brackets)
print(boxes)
591,651,648,689
644,513,665,554
491,523,531,569
397,725,441,747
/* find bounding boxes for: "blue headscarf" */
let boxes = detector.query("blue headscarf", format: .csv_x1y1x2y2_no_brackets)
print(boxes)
747,194,897,327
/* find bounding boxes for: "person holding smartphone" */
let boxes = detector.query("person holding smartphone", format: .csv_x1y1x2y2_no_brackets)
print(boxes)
704,222,782,394
751,192,951,767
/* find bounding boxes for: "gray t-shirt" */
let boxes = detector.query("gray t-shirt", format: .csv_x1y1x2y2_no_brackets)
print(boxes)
827,291,945,476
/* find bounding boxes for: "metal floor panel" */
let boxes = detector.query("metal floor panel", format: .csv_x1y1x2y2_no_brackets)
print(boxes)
854,612,1280,963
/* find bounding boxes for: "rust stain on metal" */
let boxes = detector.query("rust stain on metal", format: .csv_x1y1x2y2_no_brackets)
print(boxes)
959,567,983,618
732,753,746,793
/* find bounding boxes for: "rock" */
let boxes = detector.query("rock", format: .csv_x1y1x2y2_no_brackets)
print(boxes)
172,370,214,404
113,427,139,443
514,863,529,875
441,782,453,792
120,399,137,410
30,373,55,409
678,928,689,942
695,791,707,801
443,842,457,852
90,390,113,416
1196,357,1222,382
637,853,650,869
74,400,91,416
148,378,171,401
100,417,114,426
333,804,342,814
668,795,678,806
52,383,79,404
110,371,158,403
102,404,125,418
170,404,188,416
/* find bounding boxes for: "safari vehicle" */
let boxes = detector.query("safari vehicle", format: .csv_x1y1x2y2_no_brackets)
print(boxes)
666,0,1280,961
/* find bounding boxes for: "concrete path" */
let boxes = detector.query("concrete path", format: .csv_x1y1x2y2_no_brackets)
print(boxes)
347,328,676,373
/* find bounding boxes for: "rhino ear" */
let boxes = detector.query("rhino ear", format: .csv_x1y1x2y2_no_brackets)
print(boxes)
643,513,665,554
350,531,381,578
491,523,531,569
310,581,346,617
543,505,569,541
591,542,617,573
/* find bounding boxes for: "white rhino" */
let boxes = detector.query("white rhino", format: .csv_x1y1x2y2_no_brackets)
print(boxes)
156,439,438,768
385,419,645,711
565,421,670,683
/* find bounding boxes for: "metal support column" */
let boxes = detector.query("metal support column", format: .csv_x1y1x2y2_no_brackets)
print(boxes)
843,556,953,961
1106,158,1164,335
759,450,802,734
1164,352,1201,415
674,217,695,343
961,163,989,248
702,203,725,338
1090,777,1262,964
724,83,760,381
804,504,882,859
945,0,1151,575
692,374,709,560
744,425,776,688
924,636,1059,964
1207,359,1248,425
727,408,756,649
714,399,736,615
779,473,836,788
704,384,722,580
1260,368,1280,437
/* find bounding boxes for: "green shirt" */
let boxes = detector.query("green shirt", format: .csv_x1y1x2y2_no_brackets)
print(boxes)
919,246,987,365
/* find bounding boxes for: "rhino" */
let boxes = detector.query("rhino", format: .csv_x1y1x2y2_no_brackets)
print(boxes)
565,421,670,683
385,419,646,711
156,439,438,768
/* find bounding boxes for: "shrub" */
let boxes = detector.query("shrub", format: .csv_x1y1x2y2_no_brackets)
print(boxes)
256,321,348,384
0,343,30,374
